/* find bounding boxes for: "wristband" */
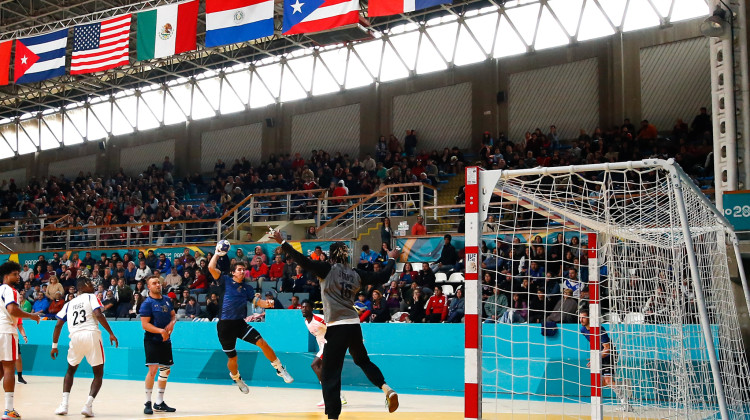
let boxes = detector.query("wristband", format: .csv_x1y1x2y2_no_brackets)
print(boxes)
52,343,58,349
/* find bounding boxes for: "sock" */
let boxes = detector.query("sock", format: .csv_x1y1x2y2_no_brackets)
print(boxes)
86,395,95,407
230,371,241,381
61,392,70,406
271,358,283,370
381,384,393,395
16,372,21,378
145,388,153,403
4,392,13,411
155,388,165,405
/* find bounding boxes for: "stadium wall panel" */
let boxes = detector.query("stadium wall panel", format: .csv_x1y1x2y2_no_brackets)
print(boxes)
640,37,711,133
508,58,600,142
48,154,97,179
392,83,472,152
291,104,360,159
200,123,263,173
119,139,175,177
0,168,26,189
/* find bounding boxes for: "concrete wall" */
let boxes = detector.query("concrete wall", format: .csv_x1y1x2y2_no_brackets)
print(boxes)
0,19,708,181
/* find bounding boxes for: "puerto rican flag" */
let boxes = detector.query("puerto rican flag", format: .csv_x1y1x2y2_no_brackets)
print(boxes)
368,0,452,17
282,0,359,36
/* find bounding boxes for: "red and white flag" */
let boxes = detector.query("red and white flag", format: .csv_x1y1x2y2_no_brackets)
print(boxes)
71,14,132,75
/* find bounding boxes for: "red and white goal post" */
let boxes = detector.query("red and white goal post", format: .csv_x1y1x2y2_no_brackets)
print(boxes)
464,160,750,420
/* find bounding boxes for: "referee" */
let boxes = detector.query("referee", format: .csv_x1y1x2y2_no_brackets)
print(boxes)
140,276,177,415
272,230,399,419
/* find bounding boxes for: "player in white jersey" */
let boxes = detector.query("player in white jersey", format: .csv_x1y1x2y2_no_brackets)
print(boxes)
0,262,40,420
51,278,119,417
301,300,346,408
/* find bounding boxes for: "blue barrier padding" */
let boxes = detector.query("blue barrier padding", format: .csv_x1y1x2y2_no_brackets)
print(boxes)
21,315,717,399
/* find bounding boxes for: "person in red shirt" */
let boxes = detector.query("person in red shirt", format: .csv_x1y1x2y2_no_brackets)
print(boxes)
269,255,286,291
249,259,269,290
425,286,448,323
287,295,302,310
411,214,427,236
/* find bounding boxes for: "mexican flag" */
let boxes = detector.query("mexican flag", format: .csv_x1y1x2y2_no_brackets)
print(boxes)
137,0,199,61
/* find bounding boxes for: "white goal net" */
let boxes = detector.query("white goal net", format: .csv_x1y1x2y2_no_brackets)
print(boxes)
463,159,750,420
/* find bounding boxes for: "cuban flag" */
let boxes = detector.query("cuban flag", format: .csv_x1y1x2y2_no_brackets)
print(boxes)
14,29,67,84
282,0,359,36
368,0,452,17
205,0,274,48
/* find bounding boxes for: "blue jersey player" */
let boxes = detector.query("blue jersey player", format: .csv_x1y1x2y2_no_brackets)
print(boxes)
580,310,630,412
209,242,293,394
139,275,177,415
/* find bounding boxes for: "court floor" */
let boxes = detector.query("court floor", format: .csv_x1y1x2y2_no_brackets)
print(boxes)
11,375,464,420
11,376,651,419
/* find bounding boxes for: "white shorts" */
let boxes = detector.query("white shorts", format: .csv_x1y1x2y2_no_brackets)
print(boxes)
67,331,104,367
0,333,18,362
316,342,325,359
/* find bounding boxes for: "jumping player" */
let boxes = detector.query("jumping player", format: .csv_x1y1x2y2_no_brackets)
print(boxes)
0,261,40,420
209,243,293,394
300,300,346,408
579,310,630,411
271,230,399,420
140,275,177,415
51,278,119,417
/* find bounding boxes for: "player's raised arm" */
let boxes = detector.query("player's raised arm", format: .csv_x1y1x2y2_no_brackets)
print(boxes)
270,228,331,279
357,248,400,287
208,241,228,279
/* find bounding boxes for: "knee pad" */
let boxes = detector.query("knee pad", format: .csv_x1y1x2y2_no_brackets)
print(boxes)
158,367,171,382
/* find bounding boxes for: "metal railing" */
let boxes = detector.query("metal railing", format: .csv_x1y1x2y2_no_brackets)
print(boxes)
29,184,437,251
0,215,58,245
40,218,222,251
222,189,327,240
317,183,437,239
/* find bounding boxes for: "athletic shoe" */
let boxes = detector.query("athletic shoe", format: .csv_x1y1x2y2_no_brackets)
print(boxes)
234,377,249,394
316,395,347,409
385,390,399,413
143,402,153,415
276,366,294,384
54,404,68,415
16,377,26,385
153,402,176,413
2,409,21,419
81,405,94,417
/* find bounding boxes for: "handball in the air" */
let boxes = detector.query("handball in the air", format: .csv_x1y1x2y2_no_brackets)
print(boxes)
217,240,231,252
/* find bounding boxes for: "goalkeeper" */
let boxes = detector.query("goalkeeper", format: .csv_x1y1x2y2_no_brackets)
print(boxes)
271,229,400,419
580,310,631,411
209,241,294,394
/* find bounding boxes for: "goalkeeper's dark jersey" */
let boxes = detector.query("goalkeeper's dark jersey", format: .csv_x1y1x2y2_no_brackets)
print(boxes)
280,242,394,325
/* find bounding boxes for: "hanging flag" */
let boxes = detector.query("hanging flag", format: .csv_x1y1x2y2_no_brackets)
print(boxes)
368,0,451,17
282,0,359,35
13,29,67,84
205,0,274,48
71,14,131,75
137,0,199,61
0,41,11,86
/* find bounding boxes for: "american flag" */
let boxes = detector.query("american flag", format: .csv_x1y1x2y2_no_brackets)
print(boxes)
71,14,131,75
